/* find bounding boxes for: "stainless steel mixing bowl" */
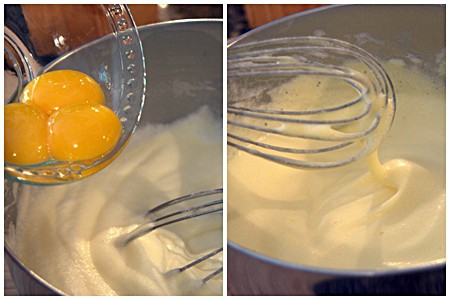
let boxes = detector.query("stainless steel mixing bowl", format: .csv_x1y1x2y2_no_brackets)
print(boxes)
4,19,223,295
227,5,445,295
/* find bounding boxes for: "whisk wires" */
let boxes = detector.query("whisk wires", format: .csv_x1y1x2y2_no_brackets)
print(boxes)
227,36,395,169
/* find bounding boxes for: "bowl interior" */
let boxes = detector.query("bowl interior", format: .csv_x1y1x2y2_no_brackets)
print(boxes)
5,19,223,295
228,5,445,276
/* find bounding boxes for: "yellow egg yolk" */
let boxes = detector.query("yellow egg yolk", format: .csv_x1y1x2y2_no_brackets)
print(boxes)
20,70,105,115
6,70,122,166
5,103,50,165
48,102,122,162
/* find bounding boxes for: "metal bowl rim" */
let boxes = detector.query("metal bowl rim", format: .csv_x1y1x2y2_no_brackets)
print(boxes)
4,19,223,295
5,244,66,295
228,241,445,277
227,3,445,278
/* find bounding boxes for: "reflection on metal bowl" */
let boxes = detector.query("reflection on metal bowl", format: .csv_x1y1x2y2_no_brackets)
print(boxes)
5,19,223,295
227,4,445,296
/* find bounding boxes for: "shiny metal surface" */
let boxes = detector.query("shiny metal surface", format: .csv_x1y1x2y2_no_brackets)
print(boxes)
227,36,396,169
227,5,445,295
5,19,223,295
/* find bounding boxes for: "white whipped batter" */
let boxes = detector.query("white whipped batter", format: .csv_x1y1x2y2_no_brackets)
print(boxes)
228,59,445,270
7,106,223,295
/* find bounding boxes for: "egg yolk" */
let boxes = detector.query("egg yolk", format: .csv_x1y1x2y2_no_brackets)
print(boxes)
20,70,105,115
48,102,122,162
5,103,49,165
6,70,123,166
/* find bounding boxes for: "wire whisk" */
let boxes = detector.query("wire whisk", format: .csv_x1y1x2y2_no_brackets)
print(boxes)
118,188,223,284
227,36,396,169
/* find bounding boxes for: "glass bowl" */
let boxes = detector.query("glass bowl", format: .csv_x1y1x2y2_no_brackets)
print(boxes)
4,4,145,184
5,19,223,296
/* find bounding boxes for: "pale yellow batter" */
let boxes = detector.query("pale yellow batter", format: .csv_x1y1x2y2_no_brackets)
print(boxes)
228,59,445,270
7,106,223,295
